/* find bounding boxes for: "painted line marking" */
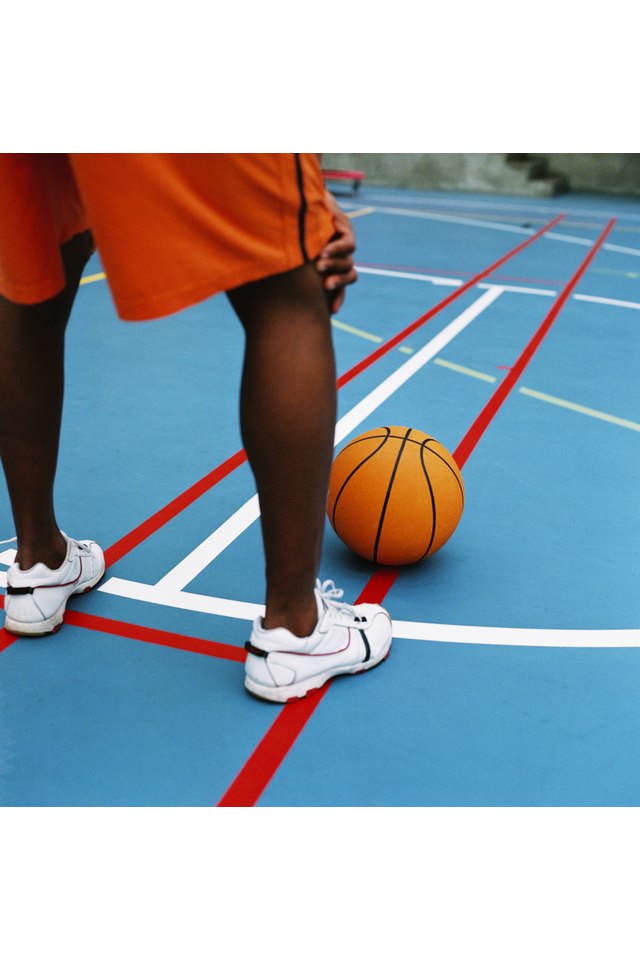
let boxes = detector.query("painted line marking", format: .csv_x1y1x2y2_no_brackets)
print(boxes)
346,206,375,219
331,318,382,343
63,610,245,662
142,286,504,592
366,204,640,258
360,266,640,311
433,358,497,382
573,293,640,311
454,218,617,468
593,267,640,279
79,271,106,285
338,216,564,390
432,362,640,431
358,191,640,224
519,387,640,431
332,317,413,354
95,581,640,649
392,622,640,647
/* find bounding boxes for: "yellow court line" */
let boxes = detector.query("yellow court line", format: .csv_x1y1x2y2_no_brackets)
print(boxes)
592,267,640,280
432,358,640,432
79,271,106,285
331,318,382,343
518,387,640,432
330,317,415,355
433,358,497,383
347,207,376,219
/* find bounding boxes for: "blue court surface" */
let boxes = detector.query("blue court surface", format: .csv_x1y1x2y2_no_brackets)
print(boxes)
1,185,639,806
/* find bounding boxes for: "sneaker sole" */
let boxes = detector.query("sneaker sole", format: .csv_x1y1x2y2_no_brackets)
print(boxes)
244,633,393,704
3,563,106,638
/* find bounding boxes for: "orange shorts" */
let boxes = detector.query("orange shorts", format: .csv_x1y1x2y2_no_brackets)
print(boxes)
0,153,336,320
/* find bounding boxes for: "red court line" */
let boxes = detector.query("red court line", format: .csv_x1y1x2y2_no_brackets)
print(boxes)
0,602,245,662
337,214,564,389
99,214,563,570
0,628,16,654
216,217,616,807
64,610,246,662
453,217,616,468
104,448,248,568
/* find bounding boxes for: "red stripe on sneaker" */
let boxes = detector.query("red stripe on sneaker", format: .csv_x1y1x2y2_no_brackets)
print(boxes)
215,217,615,807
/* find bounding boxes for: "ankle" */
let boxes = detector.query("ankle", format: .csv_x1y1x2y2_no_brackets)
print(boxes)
263,597,318,638
16,532,67,571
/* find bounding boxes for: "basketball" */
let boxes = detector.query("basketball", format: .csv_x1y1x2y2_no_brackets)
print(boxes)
327,426,464,566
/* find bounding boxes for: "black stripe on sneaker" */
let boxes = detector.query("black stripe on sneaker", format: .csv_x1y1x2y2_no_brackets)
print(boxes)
244,641,269,658
6,585,34,595
359,629,371,662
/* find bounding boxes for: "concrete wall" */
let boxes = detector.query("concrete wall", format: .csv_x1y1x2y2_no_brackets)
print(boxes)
322,153,640,197
537,154,640,195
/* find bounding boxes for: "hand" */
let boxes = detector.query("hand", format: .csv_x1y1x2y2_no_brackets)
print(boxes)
316,192,357,314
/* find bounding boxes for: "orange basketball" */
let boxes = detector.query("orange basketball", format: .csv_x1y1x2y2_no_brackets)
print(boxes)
327,426,464,566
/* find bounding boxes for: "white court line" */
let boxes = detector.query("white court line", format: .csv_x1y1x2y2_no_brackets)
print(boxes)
110,287,504,595
357,266,463,288
356,192,640,224
574,293,640,310
357,267,556,297
95,579,640,647
0,548,16,587
391,620,640,648
367,205,640,258
359,266,640,311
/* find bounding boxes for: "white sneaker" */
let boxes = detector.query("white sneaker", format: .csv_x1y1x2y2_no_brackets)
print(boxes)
4,533,105,637
244,579,393,703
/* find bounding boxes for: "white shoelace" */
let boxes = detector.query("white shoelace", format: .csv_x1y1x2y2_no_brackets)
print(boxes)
315,579,357,618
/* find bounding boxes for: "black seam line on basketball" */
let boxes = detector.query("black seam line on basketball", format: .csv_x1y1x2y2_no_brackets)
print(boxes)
294,154,309,262
418,443,438,560
359,629,371,662
422,444,465,506
339,433,435,452
331,427,391,529
373,427,412,564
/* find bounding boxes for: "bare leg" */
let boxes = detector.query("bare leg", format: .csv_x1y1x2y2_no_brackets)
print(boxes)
227,263,337,638
0,231,93,570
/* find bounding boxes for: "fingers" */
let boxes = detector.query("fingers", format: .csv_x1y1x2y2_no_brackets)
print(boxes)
326,286,346,314
316,192,358,314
